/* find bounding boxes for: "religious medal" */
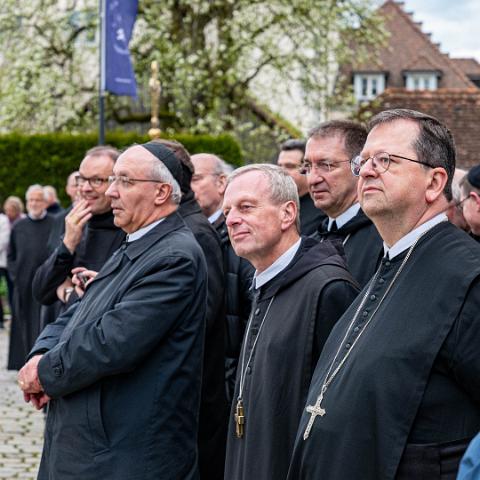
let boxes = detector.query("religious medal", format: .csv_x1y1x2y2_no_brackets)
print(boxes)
235,399,245,438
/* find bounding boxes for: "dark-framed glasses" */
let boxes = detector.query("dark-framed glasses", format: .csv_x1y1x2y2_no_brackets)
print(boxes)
75,175,110,188
300,160,350,175
351,152,433,177
107,175,164,188
455,194,471,211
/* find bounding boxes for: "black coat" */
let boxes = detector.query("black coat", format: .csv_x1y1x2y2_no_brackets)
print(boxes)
224,237,359,480
212,214,254,404
31,212,207,480
299,193,327,236
7,215,55,370
179,193,229,480
288,222,480,480
313,208,383,287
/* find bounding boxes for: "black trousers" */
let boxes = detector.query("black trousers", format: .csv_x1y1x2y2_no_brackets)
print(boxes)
396,437,471,480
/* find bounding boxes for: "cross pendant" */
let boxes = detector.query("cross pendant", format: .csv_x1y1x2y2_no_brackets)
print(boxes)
303,391,326,440
235,399,245,438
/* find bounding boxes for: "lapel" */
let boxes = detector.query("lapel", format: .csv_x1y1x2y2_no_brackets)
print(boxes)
91,211,186,284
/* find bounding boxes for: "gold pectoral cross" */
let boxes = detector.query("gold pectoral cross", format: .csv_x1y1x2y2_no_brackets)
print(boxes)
235,399,245,438
303,391,326,440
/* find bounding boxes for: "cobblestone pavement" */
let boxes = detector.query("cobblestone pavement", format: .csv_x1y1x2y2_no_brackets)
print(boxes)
0,322,43,479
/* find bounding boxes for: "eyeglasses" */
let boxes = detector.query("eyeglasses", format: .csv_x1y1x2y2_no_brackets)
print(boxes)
75,175,110,188
107,176,163,188
351,152,433,177
455,195,471,211
300,160,351,175
191,173,220,183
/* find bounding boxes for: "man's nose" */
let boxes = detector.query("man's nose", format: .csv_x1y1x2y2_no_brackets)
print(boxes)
105,182,117,198
225,209,241,227
359,158,378,178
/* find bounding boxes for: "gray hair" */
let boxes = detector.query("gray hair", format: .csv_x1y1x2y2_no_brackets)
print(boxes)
368,109,455,202
451,168,467,203
150,160,182,205
227,164,300,232
193,153,233,175
26,184,48,201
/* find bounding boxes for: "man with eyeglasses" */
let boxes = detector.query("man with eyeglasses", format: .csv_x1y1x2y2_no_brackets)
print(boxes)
17,141,208,479
287,109,480,480
191,153,254,413
305,120,382,287
277,139,326,235
33,146,125,323
459,165,480,241
445,168,469,231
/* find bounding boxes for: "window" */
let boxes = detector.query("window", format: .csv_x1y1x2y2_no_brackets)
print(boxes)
405,73,438,91
353,74,385,101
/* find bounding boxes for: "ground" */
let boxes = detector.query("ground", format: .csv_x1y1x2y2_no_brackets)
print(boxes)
0,320,43,479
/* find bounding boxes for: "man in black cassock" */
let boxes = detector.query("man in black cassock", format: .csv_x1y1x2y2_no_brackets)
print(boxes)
17,142,207,479
223,164,359,480
151,140,228,480
7,185,55,370
288,109,480,480
191,152,254,406
277,139,327,235
306,120,383,287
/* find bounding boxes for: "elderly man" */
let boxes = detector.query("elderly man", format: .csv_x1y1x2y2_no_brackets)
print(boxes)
191,153,254,406
288,109,480,480
306,121,382,286
33,146,125,325
223,164,358,480
18,142,208,480
7,186,55,370
459,165,480,241
277,139,326,235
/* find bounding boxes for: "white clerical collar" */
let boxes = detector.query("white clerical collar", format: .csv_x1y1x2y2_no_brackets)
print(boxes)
384,213,448,259
208,209,223,224
254,238,302,289
328,203,360,231
28,211,47,221
127,218,165,243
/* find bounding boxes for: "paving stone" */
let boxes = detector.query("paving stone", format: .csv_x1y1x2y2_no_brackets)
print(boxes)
0,325,43,477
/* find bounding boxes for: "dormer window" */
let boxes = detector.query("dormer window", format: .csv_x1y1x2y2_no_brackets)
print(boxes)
405,72,438,90
353,74,386,101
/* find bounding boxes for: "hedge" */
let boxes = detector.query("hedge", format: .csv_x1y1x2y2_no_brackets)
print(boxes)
0,131,243,206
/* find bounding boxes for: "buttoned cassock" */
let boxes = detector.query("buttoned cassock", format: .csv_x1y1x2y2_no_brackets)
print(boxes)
30,212,207,480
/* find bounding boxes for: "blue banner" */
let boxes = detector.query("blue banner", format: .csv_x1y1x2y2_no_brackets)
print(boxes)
104,0,138,97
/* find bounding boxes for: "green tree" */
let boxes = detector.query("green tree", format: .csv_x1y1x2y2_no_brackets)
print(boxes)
0,0,384,154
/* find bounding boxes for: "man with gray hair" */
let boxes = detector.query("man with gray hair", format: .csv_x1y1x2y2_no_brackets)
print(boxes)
7,185,55,370
446,167,469,231
223,164,358,480
18,142,208,480
191,152,254,410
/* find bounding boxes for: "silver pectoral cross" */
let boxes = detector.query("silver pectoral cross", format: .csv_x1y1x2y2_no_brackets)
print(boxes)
303,390,326,440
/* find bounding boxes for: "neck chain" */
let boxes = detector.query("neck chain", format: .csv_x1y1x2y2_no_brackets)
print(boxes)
234,294,275,438
303,232,425,440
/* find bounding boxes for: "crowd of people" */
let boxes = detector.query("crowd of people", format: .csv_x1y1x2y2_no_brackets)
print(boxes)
1,108,480,479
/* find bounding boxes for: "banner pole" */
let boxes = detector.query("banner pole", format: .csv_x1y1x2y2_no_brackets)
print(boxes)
99,0,106,145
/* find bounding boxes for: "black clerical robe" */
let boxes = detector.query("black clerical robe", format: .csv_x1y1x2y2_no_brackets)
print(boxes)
288,222,480,480
7,214,55,369
313,208,382,287
179,192,228,480
224,238,359,480
299,193,326,236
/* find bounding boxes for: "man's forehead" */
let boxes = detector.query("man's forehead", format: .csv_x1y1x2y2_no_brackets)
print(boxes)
80,154,114,173
278,150,303,164
363,119,419,153
192,155,217,173
226,172,270,198
305,134,346,158
115,146,153,174
27,190,44,199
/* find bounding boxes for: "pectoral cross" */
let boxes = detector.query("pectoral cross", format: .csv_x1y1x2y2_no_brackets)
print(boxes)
235,399,245,438
303,390,326,440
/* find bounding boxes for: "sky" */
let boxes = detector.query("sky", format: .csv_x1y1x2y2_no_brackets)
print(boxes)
400,0,480,61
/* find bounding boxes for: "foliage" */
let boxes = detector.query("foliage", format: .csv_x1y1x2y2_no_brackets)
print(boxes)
0,0,385,145
0,131,242,206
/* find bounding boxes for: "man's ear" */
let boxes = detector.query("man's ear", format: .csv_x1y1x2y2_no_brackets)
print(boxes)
280,200,297,230
154,183,173,205
425,167,448,204
471,192,480,211
217,174,227,195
